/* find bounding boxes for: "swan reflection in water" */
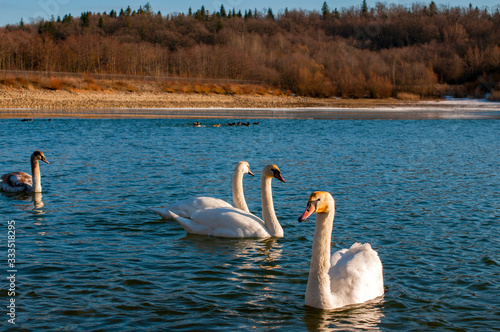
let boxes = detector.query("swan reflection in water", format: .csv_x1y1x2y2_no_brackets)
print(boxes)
258,238,282,264
180,235,282,269
33,192,44,210
1,191,45,212
303,300,385,332
178,235,283,291
234,237,283,274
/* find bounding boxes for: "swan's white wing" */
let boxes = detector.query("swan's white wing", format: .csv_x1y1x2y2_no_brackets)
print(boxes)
0,172,32,192
151,197,233,219
172,207,271,238
329,243,384,307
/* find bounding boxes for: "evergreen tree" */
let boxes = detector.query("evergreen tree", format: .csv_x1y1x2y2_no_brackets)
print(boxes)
267,8,274,20
322,2,330,19
429,1,438,16
81,11,90,27
62,14,73,23
195,6,206,20
361,0,368,15
334,8,340,19
217,17,223,31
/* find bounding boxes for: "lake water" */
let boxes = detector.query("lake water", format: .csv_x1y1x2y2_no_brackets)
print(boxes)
1,116,499,331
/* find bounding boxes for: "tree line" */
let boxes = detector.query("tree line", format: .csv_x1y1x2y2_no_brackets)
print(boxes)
0,2,499,98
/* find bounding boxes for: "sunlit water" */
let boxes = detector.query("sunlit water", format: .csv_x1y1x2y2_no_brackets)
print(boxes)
1,117,499,331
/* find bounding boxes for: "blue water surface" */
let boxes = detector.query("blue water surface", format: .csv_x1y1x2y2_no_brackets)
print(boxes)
1,118,499,331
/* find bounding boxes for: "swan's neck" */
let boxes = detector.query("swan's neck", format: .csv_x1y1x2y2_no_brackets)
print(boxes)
31,158,42,193
232,169,249,212
261,175,283,238
306,210,335,308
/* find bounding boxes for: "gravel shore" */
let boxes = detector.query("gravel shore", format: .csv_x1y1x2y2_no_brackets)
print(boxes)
1,88,499,119
0,89,410,109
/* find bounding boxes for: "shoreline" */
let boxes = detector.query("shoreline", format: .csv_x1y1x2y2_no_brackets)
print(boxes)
1,89,499,119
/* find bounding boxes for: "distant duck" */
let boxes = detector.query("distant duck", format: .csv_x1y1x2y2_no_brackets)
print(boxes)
1,151,50,193
150,161,254,219
298,191,384,309
192,122,201,127
254,121,260,125
213,123,221,127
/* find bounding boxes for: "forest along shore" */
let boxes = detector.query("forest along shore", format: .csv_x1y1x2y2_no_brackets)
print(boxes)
1,4,499,100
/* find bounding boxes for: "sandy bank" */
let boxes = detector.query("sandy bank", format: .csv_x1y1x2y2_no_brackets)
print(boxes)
1,89,499,119
0,89,412,109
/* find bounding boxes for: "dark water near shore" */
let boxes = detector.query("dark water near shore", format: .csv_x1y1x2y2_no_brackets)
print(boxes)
1,117,499,331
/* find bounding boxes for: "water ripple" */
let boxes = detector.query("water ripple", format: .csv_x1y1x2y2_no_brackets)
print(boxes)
1,118,498,330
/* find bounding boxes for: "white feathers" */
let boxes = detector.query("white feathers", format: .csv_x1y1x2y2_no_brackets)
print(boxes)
169,208,271,238
167,164,285,238
300,191,384,310
329,243,385,308
150,197,232,219
151,161,253,219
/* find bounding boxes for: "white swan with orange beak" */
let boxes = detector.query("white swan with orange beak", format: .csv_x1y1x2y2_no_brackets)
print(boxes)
298,191,384,309
168,164,286,238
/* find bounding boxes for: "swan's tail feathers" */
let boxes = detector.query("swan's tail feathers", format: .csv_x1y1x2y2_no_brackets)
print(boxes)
149,207,175,220
169,210,211,235
350,242,370,252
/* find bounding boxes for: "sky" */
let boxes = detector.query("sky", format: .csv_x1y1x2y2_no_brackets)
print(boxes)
0,0,498,26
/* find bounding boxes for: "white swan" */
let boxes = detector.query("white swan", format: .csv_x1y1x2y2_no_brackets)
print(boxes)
167,164,286,238
298,191,384,309
1,151,50,193
151,161,254,219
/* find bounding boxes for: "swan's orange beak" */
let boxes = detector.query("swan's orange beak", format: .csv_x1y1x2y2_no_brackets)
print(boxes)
42,156,49,164
248,170,255,176
273,170,286,183
298,202,316,222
